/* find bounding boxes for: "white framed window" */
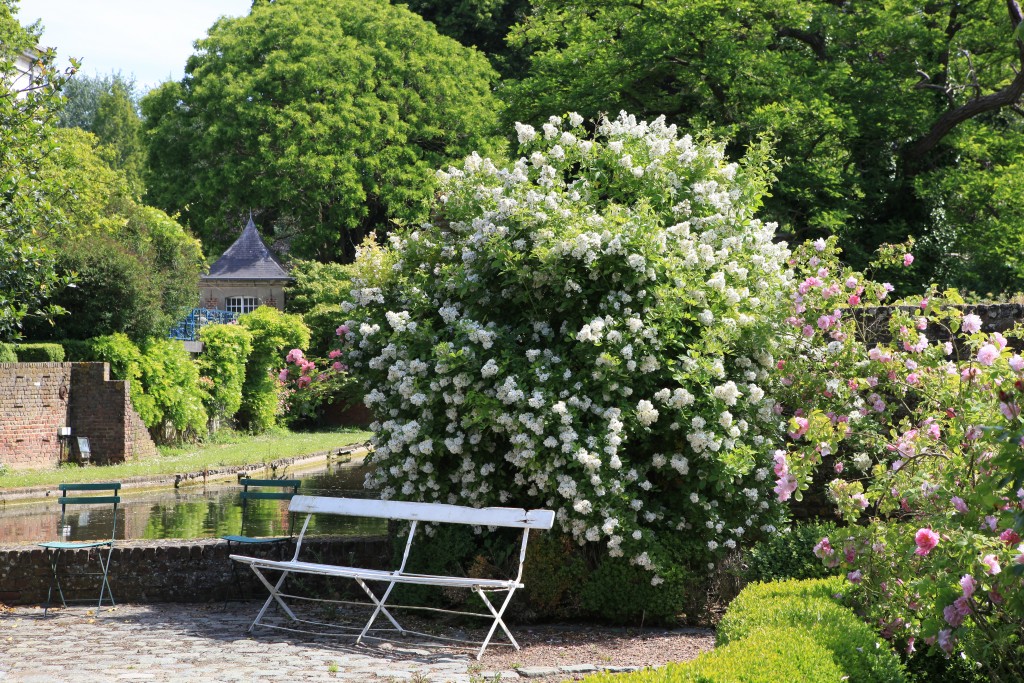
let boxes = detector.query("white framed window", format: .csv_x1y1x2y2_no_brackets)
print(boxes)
225,296,260,315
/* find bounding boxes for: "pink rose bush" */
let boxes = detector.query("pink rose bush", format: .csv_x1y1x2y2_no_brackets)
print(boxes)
773,237,1024,678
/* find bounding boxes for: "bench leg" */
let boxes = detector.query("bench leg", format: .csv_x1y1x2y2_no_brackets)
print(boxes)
354,578,404,643
474,586,520,660
248,566,297,630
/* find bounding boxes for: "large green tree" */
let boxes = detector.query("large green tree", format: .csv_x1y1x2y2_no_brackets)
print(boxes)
0,1,75,340
142,0,504,263
507,0,1024,292
59,74,148,193
21,128,204,343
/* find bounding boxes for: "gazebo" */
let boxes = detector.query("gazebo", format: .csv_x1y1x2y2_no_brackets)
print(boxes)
199,217,292,314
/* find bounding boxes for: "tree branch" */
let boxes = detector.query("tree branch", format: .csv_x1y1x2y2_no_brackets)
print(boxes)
775,27,827,60
904,0,1024,163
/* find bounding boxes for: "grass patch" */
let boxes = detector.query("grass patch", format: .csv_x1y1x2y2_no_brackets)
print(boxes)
0,428,371,489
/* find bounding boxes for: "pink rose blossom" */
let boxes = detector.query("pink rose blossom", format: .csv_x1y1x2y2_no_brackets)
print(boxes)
336,324,350,336
977,344,1000,366
285,348,304,364
992,332,1008,350
951,497,969,514
914,528,939,556
847,569,862,584
937,629,954,654
813,537,834,559
903,253,914,266
332,361,344,371
328,349,342,359
813,238,827,252
981,554,1001,575
960,575,976,597
845,276,858,288
1010,355,1024,372
943,603,964,627
962,313,982,334
277,368,289,382
1000,529,1021,545
774,474,798,501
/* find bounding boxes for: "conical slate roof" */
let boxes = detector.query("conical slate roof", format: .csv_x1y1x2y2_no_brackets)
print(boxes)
202,217,291,280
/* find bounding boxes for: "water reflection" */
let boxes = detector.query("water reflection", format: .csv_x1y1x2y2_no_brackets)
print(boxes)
0,462,384,544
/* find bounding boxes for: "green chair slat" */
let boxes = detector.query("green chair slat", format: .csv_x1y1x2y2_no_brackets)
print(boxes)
59,482,121,492
240,491,295,501
58,496,121,506
240,479,301,489
222,535,289,544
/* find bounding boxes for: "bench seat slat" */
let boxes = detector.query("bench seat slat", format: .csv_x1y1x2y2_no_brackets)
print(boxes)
229,555,523,590
288,495,555,529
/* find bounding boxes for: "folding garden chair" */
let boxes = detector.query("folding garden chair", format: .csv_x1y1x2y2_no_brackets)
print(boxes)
222,478,301,599
38,482,121,615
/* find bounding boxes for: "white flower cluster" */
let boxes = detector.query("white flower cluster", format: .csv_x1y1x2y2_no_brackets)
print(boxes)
341,112,791,576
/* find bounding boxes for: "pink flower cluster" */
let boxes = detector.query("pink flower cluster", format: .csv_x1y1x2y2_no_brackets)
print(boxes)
772,450,798,501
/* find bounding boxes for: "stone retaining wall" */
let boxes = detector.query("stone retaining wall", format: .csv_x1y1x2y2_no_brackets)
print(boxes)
0,535,390,606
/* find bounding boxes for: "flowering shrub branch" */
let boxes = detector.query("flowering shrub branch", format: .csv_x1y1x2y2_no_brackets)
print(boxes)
775,237,1024,678
338,112,794,578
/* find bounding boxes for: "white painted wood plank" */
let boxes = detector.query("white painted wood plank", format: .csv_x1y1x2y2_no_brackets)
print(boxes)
288,495,555,529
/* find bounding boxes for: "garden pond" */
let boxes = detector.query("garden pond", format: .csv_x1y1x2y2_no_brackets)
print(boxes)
0,461,384,545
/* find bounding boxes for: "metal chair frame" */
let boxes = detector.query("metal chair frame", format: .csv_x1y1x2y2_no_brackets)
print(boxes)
38,482,121,615
222,478,301,599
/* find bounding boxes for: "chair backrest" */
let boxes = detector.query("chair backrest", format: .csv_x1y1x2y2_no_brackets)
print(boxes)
56,482,121,542
289,495,556,530
238,478,301,535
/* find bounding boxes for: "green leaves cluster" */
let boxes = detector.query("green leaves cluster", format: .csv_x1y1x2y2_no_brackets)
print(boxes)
142,0,505,263
237,306,310,432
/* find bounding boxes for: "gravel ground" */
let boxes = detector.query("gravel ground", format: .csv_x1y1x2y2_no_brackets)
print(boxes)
476,623,716,680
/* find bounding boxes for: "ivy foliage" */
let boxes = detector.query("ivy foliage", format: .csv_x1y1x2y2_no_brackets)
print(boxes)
142,0,505,262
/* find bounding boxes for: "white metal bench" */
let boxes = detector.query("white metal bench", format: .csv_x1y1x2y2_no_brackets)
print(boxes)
230,495,555,659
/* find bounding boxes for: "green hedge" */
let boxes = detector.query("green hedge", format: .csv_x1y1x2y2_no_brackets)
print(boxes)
15,343,65,362
0,343,16,363
583,578,907,683
586,626,846,682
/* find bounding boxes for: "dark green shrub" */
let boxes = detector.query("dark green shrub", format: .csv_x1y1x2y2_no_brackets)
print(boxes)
718,579,907,683
61,339,96,361
743,519,842,582
579,551,694,625
16,343,65,362
0,343,16,363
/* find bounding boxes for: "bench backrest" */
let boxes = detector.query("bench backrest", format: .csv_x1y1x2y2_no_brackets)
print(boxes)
289,495,554,530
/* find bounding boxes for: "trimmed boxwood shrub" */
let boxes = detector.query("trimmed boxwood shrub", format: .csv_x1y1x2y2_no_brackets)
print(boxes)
585,626,846,682
717,579,907,683
582,578,906,683
0,343,16,363
61,339,96,362
16,343,65,362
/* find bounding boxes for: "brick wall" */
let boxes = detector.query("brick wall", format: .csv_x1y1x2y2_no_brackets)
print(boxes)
0,362,157,470
0,536,389,605
0,363,69,469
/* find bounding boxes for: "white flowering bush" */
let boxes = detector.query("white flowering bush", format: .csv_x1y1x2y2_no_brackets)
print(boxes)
340,112,793,581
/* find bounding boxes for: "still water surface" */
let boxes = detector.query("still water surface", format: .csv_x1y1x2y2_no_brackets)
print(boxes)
0,463,383,545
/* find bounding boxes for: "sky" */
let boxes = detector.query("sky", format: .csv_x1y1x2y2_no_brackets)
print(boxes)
16,0,254,91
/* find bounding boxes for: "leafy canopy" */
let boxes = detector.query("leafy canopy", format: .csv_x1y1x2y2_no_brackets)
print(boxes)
142,0,505,262
507,0,1024,292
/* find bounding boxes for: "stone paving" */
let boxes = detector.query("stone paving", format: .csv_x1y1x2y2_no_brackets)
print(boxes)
0,603,486,682
0,603,655,682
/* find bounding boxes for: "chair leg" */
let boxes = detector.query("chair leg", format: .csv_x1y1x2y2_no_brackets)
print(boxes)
248,566,298,631
43,550,67,617
96,545,116,608
354,578,404,644
475,586,520,660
